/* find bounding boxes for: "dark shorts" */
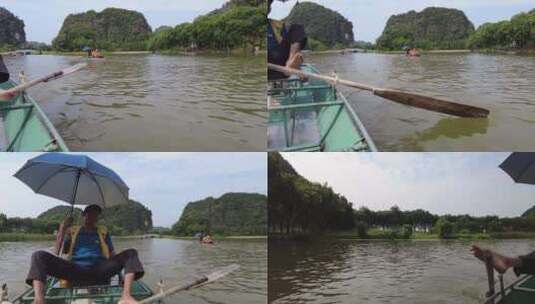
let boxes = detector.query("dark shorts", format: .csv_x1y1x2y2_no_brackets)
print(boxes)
26,249,144,286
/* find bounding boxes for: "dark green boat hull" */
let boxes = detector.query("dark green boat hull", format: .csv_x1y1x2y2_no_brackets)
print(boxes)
0,80,68,152
12,278,156,304
267,64,376,152
487,275,535,304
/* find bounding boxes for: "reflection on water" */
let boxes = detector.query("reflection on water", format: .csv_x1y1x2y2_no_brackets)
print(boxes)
269,239,535,304
0,238,267,304
309,53,535,151
4,54,266,151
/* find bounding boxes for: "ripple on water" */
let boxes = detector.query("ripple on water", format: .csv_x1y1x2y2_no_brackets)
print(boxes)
310,52,535,151
4,54,266,151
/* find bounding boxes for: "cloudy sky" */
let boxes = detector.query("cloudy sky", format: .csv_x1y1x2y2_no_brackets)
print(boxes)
270,0,535,42
281,152,535,217
0,153,266,227
1,0,228,43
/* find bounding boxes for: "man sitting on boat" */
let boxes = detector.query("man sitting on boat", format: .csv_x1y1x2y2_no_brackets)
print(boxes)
0,55,17,102
472,245,535,276
25,205,144,304
267,0,307,80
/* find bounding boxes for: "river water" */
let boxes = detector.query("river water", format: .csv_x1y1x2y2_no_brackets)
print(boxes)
308,52,535,151
0,238,267,303
3,54,266,151
269,239,535,304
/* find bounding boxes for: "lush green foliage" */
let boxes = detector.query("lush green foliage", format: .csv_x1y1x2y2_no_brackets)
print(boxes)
148,2,265,52
269,153,535,239
0,7,26,50
269,152,355,234
52,8,152,51
467,10,535,49
284,2,354,48
0,200,152,236
376,7,475,50
172,193,267,236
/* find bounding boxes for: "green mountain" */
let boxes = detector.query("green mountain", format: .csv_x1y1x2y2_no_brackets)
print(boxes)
37,200,153,235
376,7,475,50
52,8,152,51
0,7,26,49
38,206,83,222
172,193,267,236
468,9,535,50
284,2,354,48
522,205,535,217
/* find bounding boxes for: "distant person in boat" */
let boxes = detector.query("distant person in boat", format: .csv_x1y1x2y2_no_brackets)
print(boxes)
91,49,103,58
406,47,421,57
202,234,214,244
25,204,144,304
267,0,307,80
472,245,535,276
0,55,17,102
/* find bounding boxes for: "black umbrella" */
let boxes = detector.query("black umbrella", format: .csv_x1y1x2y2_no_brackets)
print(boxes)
499,152,535,185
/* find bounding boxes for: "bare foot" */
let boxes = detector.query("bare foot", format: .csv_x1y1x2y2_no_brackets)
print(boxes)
471,245,512,273
118,295,139,304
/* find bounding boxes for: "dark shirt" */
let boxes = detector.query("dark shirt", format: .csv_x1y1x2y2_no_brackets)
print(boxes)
63,228,114,268
0,55,9,83
267,20,307,80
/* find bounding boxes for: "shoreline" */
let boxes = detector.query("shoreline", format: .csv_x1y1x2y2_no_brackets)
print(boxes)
308,48,534,56
0,233,267,242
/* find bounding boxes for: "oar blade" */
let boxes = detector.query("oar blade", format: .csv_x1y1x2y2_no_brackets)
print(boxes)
61,63,88,76
205,264,240,284
374,89,489,118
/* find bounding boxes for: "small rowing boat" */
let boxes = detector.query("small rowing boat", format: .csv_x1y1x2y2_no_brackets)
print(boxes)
267,64,377,152
10,277,157,304
485,274,535,304
0,80,68,152
6,264,239,304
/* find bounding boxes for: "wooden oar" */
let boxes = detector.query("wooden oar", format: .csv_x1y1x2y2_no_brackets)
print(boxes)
139,264,240,304
3,63,87,96
268,63,490,118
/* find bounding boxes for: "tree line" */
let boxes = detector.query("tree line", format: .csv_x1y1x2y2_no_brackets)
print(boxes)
468,9,535,50
269,152,535,239
147,4,265,53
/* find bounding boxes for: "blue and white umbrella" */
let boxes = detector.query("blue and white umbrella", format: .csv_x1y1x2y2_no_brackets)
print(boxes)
14,153,129,211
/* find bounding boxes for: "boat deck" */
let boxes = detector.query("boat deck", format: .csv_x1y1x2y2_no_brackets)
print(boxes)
267,64,376,152
13,278,155,304
0,80,68,152
494,275,535,304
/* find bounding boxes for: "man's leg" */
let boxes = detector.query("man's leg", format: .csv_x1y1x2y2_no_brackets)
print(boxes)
92,249,144,303
26,250,90,302
32,280,45,304
472,245,522,274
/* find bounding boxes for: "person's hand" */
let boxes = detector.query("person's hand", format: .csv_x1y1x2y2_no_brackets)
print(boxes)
286,52,304,71
61,216,73,230
0,89,16,102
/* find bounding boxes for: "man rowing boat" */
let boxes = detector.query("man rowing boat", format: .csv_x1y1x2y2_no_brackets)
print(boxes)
472,245,535,276
0,55,17,101
267,0,307,80
26,205,144,304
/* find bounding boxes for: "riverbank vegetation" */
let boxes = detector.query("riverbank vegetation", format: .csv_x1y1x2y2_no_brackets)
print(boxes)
467,9,535,51
147,1,265,54
0,200,152,237
269,152,535,241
